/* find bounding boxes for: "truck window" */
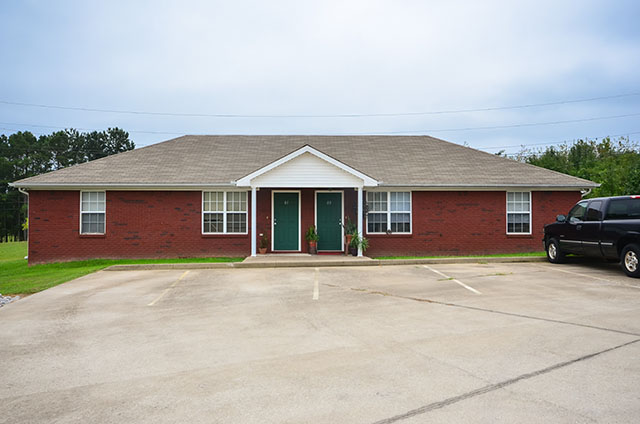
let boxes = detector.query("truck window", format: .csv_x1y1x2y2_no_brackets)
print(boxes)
586,200,603,221
606,198,640,220
567,201,587,223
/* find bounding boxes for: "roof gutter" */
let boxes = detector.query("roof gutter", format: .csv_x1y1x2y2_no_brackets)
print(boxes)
10,182,600,191
378,183,600,189
581,188,593,198
9,182,237,190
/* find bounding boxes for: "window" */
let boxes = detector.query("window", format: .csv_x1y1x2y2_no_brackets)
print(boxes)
366,191,411,233
606,197,640,220
203,191,247,234
506,192,531,234
567,201,587,223
80,191,105,234
585,201,603,221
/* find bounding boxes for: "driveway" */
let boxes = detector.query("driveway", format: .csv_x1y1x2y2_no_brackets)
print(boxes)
1,261,639,423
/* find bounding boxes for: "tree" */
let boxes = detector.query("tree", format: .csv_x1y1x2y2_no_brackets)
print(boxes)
0,128,135,242
522,137,640,198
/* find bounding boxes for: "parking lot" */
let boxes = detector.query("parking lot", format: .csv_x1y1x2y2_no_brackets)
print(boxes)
1,260,639,423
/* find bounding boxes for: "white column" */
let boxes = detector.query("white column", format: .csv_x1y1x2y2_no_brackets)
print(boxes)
357,186,363,257
251,186,257,257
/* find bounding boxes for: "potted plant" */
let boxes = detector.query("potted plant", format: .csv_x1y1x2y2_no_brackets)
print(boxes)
349,232,369,256
258,233,269,254
343,217,357,252
305,225,319,254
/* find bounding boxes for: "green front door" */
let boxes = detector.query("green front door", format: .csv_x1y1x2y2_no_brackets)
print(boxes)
273,192,299,251
316,192,342,251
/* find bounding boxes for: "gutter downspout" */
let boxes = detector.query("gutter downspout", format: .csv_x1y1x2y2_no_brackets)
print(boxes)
581,188,592,198
17,188,29,260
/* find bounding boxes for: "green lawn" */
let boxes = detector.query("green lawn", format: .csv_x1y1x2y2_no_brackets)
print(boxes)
0,242,243,295
375,251,546,260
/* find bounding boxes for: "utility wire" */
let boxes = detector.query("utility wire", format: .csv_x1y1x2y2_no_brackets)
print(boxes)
2,129,639,157
2,111,640,138
357,112,640,134
0,92,639,118
475,130,640,151
0,122,182,136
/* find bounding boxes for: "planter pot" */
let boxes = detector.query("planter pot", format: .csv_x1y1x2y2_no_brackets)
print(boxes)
308,241,318,255
349,245,358,256
345,234,353,254
258,247,267,254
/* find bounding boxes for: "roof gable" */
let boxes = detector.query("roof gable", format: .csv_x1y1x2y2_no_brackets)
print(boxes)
236,145,378,187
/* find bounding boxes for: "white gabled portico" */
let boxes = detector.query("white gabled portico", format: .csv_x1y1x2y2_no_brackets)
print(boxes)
234,145,378,257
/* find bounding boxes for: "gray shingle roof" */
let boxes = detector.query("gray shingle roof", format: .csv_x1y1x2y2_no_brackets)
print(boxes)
12,135,597,188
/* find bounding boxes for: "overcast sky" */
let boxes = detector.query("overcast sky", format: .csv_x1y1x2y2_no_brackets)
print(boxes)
1,0,639,154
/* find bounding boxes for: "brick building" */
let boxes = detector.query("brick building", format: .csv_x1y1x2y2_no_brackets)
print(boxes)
11,135,597,264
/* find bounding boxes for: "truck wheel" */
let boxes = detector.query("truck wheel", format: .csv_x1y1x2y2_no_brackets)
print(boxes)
546,238,565,264
621,244,640,278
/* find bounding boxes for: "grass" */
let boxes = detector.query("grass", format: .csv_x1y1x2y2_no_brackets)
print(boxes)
375,251,546,260
0,242,243,295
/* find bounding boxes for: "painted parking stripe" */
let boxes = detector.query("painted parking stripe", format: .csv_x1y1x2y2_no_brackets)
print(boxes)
423,265,482,294
313,267,320,300
536,264,640,289
148,271,190,306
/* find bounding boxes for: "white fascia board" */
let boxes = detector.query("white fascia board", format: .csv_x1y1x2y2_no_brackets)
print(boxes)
9,182,238,191
235,145,378,187
369,184,599,191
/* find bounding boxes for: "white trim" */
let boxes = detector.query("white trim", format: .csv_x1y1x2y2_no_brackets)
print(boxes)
506,191,532,235
365,191,413,235
251,187,257,256
201,190,249,235
357,188,363,257
10,183,595,191
79,190,106,235
314,190,344,252
271,190,302,252
365,185,592,191
237,145,378,187
13,183,236,190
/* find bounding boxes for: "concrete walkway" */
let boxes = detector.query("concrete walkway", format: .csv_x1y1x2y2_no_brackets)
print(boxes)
104,254,545,271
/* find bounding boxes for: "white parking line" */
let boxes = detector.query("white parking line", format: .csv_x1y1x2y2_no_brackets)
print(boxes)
535,264,640,289
148,271,190,306
423,265,482,294
313,267,320,300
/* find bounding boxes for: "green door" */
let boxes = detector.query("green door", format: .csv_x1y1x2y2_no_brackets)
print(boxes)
316,192,342,251
273,192,299,251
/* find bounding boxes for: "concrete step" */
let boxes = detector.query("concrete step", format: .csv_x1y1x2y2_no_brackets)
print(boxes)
103,256,546,271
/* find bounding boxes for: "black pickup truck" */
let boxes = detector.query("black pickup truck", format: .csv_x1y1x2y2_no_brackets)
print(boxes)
543,195,640,277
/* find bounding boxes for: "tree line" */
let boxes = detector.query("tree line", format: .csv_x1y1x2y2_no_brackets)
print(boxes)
0,128,135,242
501,136,640,198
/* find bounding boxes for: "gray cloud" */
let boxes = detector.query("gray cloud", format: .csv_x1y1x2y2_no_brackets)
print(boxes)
1,0,639,152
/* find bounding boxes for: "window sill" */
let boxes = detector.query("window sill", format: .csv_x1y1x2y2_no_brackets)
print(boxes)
365,233,413,238
506,234,533,238
201,233,248,238
79,234,106,238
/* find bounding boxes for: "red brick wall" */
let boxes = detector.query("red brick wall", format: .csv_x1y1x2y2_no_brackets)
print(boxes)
28,189,581,263
28,190,251,264
362,191,581,257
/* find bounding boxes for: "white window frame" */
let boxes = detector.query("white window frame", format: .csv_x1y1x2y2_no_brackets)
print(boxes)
366,191,412,235
506,191,532,235
80,191,106,235
202,191,249,235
